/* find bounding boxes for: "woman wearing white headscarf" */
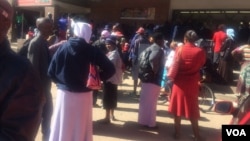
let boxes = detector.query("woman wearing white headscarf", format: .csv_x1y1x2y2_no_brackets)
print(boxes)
48,21,115,141
217,28,237,84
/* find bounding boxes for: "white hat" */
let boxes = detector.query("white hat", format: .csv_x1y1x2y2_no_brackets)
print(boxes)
73,22,92,43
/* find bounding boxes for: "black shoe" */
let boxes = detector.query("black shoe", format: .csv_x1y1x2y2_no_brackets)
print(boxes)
141,125,159,130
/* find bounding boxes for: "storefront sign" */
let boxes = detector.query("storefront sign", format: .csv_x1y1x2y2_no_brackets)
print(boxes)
120,8,155,20
17,0,52,6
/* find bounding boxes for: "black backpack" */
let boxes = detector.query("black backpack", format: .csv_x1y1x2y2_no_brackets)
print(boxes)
138,49,154,82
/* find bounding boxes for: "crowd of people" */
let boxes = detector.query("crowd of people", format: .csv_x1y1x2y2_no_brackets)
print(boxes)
2,0,250,141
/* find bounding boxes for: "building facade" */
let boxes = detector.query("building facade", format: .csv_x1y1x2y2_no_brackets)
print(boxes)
9,0,250,41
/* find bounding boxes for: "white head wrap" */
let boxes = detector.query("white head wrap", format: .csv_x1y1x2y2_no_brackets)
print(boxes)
101,30,110,38
73,22,92,43
226,28,235,40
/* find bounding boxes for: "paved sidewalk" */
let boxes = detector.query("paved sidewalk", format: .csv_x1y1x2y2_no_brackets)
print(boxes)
10,41,238,141
35,71,237,141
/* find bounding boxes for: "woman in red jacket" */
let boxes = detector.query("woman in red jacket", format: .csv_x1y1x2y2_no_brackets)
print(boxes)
168,30,206,141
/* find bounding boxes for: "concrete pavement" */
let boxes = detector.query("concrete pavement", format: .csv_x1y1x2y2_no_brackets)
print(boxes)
34,70,237,141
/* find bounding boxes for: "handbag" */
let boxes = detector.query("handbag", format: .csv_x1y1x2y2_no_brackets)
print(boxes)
86,49,101,90
86,63,101,90
167,46,183,81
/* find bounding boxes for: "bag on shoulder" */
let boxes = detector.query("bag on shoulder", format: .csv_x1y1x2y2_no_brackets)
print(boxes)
220,38,235,61
138,49,154,82
86,48,102,90
86,63,101,90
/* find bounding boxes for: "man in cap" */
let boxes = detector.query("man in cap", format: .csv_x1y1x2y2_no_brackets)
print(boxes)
130,27,151,96
0,0,44,140
129,27,146,62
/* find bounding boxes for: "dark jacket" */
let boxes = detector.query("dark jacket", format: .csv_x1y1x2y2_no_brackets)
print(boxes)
150,43,165,85
27,35,51,92
133,35,151,65
0,39,43,141
92,38,107,54
48,37,115,92
139,43,165,86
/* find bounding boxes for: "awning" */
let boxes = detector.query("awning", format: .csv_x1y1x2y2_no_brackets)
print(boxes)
54,1,91,14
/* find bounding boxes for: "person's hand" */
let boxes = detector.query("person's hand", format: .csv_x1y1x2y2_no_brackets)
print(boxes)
170,41,178,49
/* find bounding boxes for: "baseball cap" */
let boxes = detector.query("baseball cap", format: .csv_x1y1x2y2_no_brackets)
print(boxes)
136,27,144,34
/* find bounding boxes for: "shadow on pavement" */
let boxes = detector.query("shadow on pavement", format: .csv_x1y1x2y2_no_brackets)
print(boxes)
93,120,221,141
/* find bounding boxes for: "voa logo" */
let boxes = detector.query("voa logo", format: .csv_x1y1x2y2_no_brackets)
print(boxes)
226,129,247,136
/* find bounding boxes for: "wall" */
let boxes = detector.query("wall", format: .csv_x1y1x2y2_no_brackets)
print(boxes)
88,0,170,25
89,0,250,26
7,0,13,41
168,0,250,29
170,0,250,10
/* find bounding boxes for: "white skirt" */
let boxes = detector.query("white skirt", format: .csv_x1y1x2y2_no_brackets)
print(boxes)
138,83,160,127
49,89,93,141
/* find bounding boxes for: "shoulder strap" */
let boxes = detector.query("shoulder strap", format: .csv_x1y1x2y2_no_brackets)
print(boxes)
91,47,97,65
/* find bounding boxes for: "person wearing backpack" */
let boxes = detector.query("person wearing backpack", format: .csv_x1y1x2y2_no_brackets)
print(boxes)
137,32,165,129
130,27,151,96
